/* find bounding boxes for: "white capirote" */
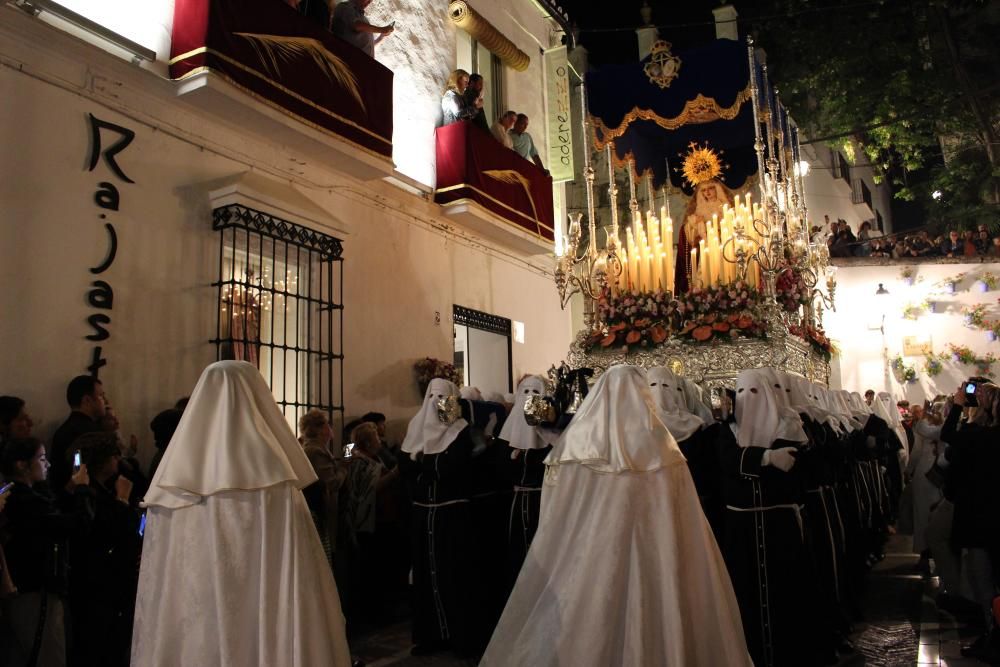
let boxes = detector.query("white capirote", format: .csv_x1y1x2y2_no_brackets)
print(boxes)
647,367,704,442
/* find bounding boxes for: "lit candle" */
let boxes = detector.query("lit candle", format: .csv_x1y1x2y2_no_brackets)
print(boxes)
690,247,698,290
663,217,674,293
699,239,709,288
651,242,663,291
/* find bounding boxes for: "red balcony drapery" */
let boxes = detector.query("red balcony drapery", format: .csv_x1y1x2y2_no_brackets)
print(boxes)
435,122,554,242
170,0,393,159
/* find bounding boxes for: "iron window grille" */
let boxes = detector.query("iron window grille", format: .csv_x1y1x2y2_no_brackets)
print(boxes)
211,204,344,435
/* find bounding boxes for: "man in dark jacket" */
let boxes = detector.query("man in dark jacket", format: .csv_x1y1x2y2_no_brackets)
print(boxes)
50,375,107,493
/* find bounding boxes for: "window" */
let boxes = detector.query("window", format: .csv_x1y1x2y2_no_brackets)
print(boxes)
876,210,884,232
212,204,344,434
453,305,512,394
456,32,505,125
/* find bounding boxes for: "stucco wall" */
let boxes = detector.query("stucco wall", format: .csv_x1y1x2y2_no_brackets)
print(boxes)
0,25,571,466
824,259,1000,404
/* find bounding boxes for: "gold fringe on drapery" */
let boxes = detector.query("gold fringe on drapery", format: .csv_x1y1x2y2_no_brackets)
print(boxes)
448,0,530,72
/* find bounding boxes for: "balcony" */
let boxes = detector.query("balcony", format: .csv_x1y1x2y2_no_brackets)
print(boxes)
169,0,394,181
434,121,555,255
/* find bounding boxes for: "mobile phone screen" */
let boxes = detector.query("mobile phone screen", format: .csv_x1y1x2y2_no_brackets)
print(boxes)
343,443,355,458
966,383,977,394
0,482,14,494
138,512,147,537
72,451,82,471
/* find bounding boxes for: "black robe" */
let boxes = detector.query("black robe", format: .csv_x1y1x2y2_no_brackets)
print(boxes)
404,428,476,652
506,444,551,586
716,426,826,667
678,424,723,541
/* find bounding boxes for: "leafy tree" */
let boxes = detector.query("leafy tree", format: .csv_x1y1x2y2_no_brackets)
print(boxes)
745,0,1000,229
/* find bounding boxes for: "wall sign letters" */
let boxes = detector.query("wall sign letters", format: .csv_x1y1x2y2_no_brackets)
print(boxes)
84,113,135,378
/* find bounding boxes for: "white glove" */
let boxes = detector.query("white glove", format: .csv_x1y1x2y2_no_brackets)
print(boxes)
762,447,797,472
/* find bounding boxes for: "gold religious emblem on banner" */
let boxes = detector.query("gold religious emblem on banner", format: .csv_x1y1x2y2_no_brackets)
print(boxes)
644,41,682,89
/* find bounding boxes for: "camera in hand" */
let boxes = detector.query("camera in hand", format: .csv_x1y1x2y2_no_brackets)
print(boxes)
964,376,989,407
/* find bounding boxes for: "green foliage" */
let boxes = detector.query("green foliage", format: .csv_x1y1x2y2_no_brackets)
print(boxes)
753,0,1000,228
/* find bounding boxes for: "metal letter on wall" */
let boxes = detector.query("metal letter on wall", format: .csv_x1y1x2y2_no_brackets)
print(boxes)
544,45,574,183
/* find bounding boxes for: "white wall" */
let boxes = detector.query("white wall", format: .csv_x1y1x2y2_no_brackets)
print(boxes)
824,260,1000,405
801,143,893,235
0,20,572,464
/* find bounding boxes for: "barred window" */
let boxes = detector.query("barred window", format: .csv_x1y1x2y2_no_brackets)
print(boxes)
212,204,344,434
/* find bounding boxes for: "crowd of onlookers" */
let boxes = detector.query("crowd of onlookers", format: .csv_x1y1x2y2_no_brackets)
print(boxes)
812,215,1000,259
440,69,548,172
0,376,404,667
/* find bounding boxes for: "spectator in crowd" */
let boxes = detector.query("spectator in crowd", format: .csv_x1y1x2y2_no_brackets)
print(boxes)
864,389,875,406
50,375,107,493
69,432,140,667
463,74,489,132
856,221,874,256
0,437,93,667
941,229,964,257
491,110,516,150
973,227,991,255
99,403,147,503
870,238,892,258
173,396,189,412
147,408,182,481
332,0,394,58
441,69,478,126
961,230,978,257
909,231,935,257
991,235,1000,258
0,396,33,445
942,383,1000,661
810,225,825,245
829,220,855,257
299,409,349,566
510,114,546,172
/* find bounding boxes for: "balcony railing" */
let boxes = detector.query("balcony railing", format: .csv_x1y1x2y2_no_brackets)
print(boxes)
434,121,554,252
169,0,393,164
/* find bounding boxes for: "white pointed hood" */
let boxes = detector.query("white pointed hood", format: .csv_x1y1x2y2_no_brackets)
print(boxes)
546,365,686,473
498,375,549,450
144,361,318,510
401,378,468,457
756,368,809,443
647,367,705,442
680,378,715,423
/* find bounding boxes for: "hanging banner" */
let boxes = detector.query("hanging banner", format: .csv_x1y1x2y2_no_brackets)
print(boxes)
544,46,574,183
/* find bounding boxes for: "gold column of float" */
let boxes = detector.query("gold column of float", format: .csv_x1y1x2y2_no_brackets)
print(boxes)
448,1,530,72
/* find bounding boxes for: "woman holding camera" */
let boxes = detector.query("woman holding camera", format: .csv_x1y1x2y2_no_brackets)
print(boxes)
0,437,94,667
943,382,1000,661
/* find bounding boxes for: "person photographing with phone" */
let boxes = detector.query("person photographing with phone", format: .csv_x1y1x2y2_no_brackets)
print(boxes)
332,0,395,58
66,432,141,667
942,381,1000,662
0,437,94,667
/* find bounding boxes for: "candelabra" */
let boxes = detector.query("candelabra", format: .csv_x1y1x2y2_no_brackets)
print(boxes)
554,84,623,326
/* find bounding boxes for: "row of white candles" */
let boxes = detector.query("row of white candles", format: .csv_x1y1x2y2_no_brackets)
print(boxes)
613,193,766,294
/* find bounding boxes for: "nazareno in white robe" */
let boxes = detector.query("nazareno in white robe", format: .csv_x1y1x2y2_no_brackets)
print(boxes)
131,361,351,667
481,365,752,667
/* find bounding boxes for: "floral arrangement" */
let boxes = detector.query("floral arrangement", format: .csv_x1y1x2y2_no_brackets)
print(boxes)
774,267,811,313
978,272,999,291
983,319,1000,340
923,353,945,377
934,272,966,293
901,301,929,321
948,343,977,364
789,324,835,361
587,283,766,350
891,356,918,383
963,304,989,328
413,357,461,392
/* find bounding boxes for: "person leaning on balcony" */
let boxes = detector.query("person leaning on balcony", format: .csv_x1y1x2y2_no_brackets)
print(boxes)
510,114,547,173
441,69,479,125
332,0,394,58
491,110,516,150
940,229,963,257
463,74,490,132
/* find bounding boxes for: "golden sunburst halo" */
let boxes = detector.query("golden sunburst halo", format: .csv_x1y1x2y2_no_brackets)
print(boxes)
681,142,725,187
